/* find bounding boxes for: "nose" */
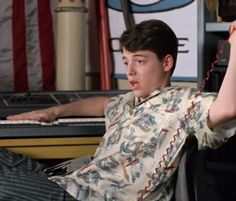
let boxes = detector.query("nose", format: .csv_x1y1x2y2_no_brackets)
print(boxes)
126,62,136,76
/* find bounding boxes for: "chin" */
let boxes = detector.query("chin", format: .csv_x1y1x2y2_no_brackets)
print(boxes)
132,90,149,99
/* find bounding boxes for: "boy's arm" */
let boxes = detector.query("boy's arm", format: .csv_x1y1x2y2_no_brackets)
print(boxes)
7,96,110,122
208,20,236,128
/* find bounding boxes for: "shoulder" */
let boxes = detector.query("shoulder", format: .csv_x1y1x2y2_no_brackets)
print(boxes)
107,91,134,105
156,86,197,101
163,86,217,99
155,86,217,111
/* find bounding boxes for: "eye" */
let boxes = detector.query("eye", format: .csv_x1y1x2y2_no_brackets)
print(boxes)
123,60,128,66
137,59,145,64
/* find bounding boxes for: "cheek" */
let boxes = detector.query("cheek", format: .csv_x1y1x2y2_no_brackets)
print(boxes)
147,71,163,87
140,72,156,87
143,69,159,80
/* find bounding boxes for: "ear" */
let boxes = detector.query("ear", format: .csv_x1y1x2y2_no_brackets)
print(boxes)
163,54,174,73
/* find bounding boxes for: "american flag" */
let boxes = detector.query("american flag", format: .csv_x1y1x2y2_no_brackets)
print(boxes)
0,0,57,91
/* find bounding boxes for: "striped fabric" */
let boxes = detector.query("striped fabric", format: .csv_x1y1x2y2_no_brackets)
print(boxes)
0,0,56,91
0,148,77,201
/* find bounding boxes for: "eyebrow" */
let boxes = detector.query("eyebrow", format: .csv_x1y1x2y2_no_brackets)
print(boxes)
132,54,147,57
122,54,148,60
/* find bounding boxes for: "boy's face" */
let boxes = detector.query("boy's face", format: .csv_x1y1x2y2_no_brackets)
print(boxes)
122,48,171,101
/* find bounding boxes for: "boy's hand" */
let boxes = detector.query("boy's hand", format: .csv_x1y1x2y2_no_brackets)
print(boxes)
228,20,236,45
7,108,57,122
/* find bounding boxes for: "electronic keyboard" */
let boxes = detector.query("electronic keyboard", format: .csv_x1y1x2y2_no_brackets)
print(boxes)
0,90,127,139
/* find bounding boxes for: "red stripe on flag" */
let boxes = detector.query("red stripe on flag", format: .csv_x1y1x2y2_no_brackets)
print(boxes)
12,0,29,91
37,0,55,90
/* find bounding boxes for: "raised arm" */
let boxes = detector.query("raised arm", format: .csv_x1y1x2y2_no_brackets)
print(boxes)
7,96,110,122
208,20,236,128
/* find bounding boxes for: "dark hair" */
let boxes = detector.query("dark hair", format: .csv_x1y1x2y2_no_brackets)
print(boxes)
119,19,178,74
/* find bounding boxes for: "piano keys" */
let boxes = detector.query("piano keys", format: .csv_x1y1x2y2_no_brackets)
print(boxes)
0,117,106,139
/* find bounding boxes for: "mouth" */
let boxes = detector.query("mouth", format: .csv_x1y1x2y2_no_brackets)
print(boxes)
130,80,140,90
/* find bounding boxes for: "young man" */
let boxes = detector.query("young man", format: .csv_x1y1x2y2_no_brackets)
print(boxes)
6,19,236,201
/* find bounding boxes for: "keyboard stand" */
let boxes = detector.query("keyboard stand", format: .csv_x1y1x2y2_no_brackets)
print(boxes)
0,136,102,159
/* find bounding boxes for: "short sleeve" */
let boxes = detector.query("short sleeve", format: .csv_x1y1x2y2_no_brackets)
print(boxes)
183,90,236,150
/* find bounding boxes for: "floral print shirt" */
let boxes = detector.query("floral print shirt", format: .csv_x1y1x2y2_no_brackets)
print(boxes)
50,86,236,201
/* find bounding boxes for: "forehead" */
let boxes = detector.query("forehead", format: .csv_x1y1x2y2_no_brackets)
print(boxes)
122,48,157,59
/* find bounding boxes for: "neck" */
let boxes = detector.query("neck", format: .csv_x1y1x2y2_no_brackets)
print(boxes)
160,80,171,88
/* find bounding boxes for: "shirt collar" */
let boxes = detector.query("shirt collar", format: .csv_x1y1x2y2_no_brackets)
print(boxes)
133,89,163,107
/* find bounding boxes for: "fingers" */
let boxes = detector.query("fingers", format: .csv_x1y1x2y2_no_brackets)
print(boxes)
229,20,236,35
7,109,56,122
7,111,43,121
7,113,36,121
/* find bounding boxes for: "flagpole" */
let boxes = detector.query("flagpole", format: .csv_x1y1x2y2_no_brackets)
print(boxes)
97,0,112,90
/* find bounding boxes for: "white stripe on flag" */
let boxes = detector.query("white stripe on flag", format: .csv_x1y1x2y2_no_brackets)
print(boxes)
0,1,14,91
25,0,43,91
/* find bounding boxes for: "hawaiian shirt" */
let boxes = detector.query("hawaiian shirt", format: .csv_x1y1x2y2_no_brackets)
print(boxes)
50,86,236,201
